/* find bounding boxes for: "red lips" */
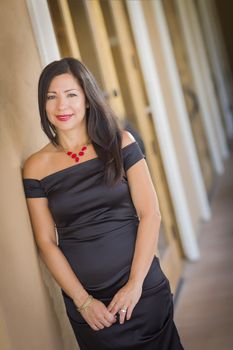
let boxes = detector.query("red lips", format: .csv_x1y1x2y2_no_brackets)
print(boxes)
56,114,73,121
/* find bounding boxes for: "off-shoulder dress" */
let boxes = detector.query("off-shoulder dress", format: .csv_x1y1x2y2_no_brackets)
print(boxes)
23,141,183,350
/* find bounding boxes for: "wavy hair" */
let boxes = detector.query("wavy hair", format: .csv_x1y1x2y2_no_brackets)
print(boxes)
38,57,124,186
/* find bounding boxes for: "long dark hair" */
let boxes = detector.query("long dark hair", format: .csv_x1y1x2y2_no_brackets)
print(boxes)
38,57,124,186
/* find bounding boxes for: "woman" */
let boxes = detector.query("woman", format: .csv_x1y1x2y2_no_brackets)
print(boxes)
23,57,184,350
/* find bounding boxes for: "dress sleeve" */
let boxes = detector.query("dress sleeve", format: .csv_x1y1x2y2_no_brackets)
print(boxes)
23,178,47,198
122,141,146,172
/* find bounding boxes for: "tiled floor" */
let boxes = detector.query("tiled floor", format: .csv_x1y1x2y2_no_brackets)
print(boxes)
174,146,233,350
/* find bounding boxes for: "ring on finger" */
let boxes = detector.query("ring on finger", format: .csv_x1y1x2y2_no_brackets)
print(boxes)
120,308,127,313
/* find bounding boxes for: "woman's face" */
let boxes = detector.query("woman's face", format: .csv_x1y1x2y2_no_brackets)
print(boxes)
45,73,88,132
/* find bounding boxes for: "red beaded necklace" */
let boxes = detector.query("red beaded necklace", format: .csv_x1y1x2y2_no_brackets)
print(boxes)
60,139,92,163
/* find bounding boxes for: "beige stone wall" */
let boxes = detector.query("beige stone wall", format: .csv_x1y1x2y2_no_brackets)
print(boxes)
0,1,78,349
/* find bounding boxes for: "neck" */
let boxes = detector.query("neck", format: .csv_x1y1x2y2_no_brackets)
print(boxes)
56,128,90,151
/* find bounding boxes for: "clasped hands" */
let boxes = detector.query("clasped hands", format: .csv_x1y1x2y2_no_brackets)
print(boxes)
79,280,142,331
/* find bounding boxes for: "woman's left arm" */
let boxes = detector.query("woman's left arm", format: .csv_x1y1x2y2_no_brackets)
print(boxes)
108,133,161,324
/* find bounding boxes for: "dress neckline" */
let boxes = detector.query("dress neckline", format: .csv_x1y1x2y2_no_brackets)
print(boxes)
34,141,136,182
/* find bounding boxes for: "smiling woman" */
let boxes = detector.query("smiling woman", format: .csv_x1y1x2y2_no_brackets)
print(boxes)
37,58,124,186
45,74,88,127
22,57,184,350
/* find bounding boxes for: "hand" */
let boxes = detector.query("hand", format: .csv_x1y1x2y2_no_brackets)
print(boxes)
107,280,142,324
78,298,116,331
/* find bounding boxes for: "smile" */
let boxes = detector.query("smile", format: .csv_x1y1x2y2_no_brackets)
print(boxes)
56,114,73,121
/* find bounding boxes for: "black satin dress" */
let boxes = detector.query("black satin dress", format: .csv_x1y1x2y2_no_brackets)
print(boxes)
23,141,184,350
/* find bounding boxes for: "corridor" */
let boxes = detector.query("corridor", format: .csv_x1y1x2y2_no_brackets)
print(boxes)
174,144,233,349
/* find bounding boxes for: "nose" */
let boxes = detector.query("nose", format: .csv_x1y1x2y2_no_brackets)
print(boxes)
56,95,68,110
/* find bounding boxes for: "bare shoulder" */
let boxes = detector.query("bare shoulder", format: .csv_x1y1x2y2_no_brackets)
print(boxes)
23,143,54,179
121,130,136,149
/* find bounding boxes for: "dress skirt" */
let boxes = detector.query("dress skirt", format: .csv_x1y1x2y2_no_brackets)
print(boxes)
64,257,184,350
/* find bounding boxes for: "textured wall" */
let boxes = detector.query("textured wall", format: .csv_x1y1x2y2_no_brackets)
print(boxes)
0,1,78,349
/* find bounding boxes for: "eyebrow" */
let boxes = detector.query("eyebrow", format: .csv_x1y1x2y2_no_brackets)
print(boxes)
47,89,79,94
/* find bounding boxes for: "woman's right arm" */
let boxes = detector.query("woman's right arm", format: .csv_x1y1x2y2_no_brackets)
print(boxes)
25,195,89,306
23,156,115,330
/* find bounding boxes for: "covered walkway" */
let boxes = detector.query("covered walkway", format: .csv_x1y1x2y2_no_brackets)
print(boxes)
174,143,233,349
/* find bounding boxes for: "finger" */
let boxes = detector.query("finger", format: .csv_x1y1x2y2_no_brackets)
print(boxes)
90,323,99,331
126,304,134,321
119,307,127,324
102,318,112,328
100,313,113,327
97,313,112,328
105,311,117,324
95,321,104,330
107,300,116,312
108,301,120,315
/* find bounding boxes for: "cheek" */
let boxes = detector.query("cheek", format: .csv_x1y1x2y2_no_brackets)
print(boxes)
45,101,54,116
45,108,55,124
73,100,86,112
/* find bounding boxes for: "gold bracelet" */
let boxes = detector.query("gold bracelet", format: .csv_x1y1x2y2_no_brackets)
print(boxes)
77,295,94,313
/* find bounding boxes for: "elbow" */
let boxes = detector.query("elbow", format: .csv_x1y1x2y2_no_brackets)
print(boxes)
37,238,57,255
153,211,162,222
157,210,162,221
139,210,162,222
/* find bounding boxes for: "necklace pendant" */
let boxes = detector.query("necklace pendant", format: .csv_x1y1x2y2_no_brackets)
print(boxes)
64,142,90,163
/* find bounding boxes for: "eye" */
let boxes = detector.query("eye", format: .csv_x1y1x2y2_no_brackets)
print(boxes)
67,93,77,98
46,95,56,100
